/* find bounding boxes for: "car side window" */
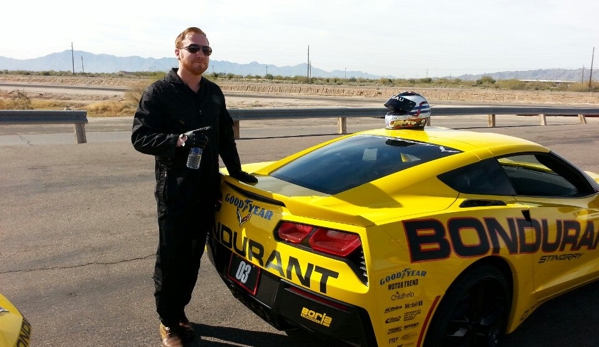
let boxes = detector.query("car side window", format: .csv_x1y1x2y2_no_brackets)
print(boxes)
438,158,516,196
498,152,594,197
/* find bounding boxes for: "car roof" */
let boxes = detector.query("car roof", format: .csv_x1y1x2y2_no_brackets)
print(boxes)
357,126,549,156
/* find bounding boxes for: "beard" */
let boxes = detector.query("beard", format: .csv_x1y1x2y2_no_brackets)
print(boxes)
181,59,208,76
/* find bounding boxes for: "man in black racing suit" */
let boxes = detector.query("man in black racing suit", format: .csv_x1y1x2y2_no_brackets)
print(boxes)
131,26,256,347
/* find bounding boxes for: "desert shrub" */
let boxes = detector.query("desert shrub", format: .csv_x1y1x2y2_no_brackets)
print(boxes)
568,82,599,92
496,79,526,90
3,90,32,109
476,76,496,85
124,80,153,107
84,101,137,117
378,78,394,85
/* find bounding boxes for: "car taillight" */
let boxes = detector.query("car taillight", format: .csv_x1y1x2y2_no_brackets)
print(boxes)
309,228,361,257
276,222,361,257
278,222,313,243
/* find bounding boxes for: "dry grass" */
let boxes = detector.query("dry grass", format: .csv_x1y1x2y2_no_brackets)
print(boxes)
1,75,598,117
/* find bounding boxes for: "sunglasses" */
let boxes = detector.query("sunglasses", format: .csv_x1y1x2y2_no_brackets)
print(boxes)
182,44,212,56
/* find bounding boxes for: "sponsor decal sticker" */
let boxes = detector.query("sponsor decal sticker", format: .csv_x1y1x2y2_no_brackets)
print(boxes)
388,279,419,290
404,310,421,321
300,307,332,327
380,268,427,286
538,252,583,263
385,315,402,324
404,217,599,262
402,332,418,341
387,326,403,335
384,305,403,314
404,300,423,309
391,291,414,301
403,322,419,330
18,318,32,347
224,194,273,227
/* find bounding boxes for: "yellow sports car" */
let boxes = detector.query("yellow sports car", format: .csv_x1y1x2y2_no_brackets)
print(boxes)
0,293,31,347
207,92,599,347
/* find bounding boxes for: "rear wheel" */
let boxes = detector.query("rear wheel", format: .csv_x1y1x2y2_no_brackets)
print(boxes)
424,264,511,347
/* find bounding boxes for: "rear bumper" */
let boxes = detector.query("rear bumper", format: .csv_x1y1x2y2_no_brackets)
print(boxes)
207,237,377,347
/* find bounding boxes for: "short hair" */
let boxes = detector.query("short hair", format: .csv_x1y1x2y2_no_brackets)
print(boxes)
175,27,208,48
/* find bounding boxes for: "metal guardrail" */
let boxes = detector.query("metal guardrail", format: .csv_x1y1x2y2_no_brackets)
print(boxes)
229,106,599,119
0,110,88,143
228,106,599,138
0,106,597,143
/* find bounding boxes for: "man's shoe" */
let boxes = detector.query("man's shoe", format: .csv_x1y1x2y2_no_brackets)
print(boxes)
159,323,184,347
178,317,197,342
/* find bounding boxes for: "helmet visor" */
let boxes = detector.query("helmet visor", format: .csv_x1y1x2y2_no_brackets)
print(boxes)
384,96,416,115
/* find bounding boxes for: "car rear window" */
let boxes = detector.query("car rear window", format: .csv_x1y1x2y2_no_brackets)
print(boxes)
271,135,461,194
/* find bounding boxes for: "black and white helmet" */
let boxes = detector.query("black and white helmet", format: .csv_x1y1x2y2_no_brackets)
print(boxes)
384,91,431,129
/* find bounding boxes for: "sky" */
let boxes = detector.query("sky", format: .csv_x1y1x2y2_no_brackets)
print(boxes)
1,0,598,78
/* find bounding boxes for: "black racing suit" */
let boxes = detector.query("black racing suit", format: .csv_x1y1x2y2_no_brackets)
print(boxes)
131,68,242,327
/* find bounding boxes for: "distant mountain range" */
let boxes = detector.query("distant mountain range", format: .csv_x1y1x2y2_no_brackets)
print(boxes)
0,50,595,82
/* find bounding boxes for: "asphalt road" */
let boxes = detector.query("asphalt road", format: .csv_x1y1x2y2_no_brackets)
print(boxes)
1,114,599,347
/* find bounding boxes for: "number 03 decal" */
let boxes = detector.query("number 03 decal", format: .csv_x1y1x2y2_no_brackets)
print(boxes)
228,253,260,294
235,261,252,284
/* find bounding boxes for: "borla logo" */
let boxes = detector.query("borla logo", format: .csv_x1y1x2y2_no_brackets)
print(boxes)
224,193,274,227
301,307,332,327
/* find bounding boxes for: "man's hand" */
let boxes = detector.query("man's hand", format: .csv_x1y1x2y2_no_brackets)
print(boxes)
230,170,258,184
186,131,209,149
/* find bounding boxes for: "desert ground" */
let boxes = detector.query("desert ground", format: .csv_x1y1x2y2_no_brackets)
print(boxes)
0,74,598,111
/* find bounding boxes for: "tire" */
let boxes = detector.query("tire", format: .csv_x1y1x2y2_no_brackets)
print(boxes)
423,264,511,347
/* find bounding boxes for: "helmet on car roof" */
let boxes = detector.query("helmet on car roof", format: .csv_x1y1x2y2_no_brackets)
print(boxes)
384,91,431,129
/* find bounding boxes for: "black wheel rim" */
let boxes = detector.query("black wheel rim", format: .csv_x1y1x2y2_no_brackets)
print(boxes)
443,279,508,347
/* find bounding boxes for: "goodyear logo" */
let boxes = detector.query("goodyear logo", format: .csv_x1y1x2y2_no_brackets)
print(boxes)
224,194,273,227
380,268,427,286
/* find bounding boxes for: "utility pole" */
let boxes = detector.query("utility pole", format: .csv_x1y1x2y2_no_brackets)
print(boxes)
71,42,75,74
81,56,85,73
589,47,595,90
307,45,310,83
582,66,585,84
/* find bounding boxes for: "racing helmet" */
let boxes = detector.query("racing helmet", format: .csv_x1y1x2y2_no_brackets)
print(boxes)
384,91,431,129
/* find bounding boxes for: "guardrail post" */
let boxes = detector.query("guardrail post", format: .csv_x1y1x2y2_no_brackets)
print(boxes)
74,123,87,143
540,114,547,125
233,120,240,139
337,117,347,134
578,114,587,124
488,114,496,127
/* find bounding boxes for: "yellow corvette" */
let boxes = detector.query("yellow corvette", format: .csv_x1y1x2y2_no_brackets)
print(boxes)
0,293,31,347
208,122,599,347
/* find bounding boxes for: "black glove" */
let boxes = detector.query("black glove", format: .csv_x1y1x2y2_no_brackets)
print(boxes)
230,170,258,184
185,131,208,149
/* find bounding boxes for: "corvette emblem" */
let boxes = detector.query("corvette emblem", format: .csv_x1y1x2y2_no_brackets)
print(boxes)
237,206,253,226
